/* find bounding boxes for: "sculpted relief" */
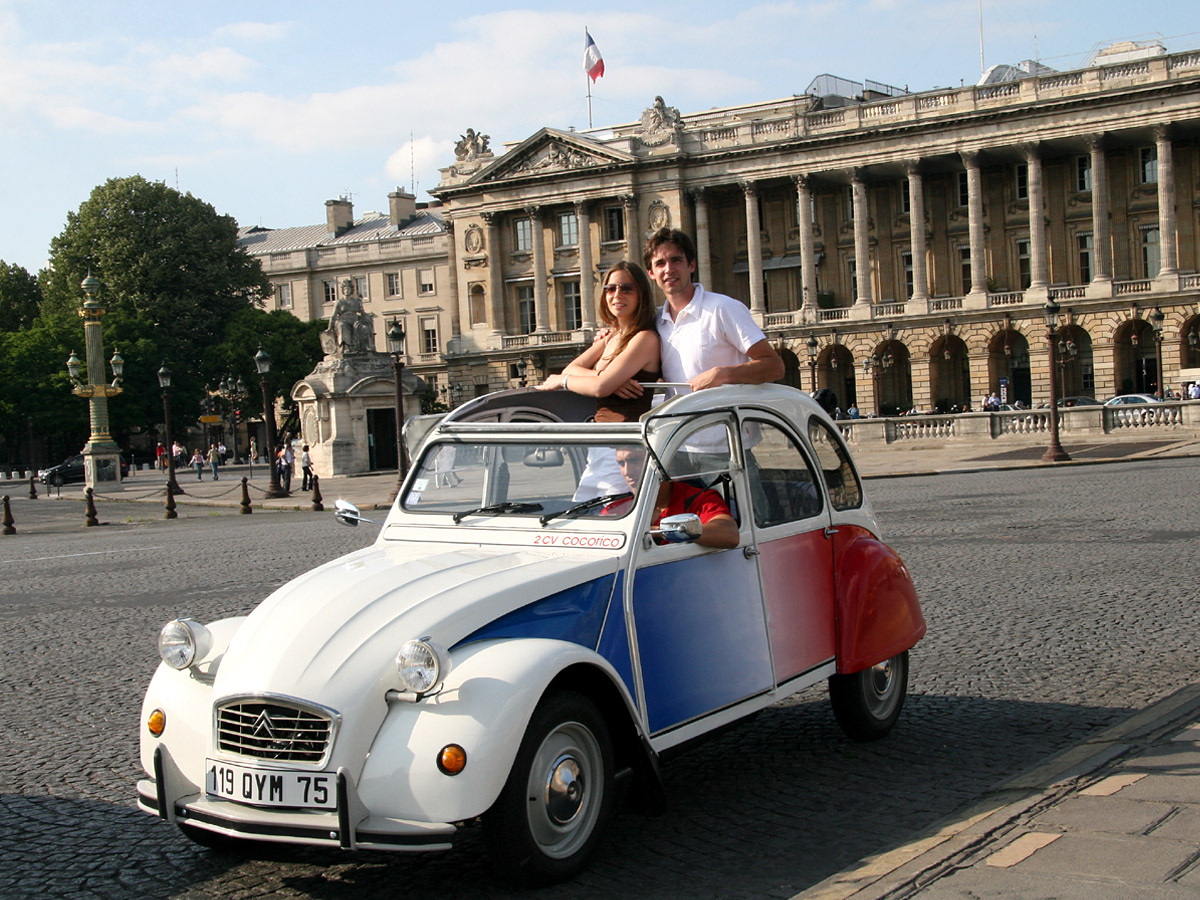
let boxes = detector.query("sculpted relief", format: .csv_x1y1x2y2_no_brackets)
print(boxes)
321,278,376,357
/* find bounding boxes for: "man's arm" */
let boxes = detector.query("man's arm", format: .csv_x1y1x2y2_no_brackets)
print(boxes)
690,339,785,391
697,513,739,548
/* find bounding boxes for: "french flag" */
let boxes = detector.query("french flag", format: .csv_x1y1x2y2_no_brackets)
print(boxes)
583,29,604,82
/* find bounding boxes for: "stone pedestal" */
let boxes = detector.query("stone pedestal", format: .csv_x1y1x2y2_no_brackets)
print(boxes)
83,445,124,492
292,354,426,478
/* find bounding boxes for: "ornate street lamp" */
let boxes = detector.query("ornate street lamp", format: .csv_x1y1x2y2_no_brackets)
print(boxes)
387,318,409,503
254,345,288,498
806,335,819,392
157,364,182,501
217,374,247,463
1150,307,1166,398
1056,336,1077,400
1042,300,1070,462
66,275,125,489
862,354,882,417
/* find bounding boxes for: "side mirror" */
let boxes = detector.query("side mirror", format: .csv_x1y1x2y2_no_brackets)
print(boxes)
334,498,379,527
650,513,702,543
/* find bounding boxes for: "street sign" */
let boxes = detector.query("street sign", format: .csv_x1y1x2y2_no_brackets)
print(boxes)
199,415,221,424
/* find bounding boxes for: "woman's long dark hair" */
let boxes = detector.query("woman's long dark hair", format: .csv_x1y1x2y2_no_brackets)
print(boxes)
597,261,656,359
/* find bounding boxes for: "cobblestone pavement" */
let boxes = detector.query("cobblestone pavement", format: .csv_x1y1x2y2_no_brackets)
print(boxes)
1,458,1198,899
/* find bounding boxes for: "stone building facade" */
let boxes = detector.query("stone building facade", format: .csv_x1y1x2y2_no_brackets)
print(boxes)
428,45,1200,414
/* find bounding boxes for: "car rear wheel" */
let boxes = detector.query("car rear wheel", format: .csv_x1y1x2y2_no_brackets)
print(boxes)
828,651,908,740
483,690,614,886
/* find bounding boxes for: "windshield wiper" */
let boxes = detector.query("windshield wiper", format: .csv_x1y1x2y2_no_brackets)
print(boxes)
539,492,633,526
452,501,544,524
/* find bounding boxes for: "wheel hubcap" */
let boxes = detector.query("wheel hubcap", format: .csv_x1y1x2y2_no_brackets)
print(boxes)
525,721,603,858
545,754,585,824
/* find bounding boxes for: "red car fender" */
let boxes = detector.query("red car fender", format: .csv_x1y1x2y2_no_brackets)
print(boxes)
832,526,926,674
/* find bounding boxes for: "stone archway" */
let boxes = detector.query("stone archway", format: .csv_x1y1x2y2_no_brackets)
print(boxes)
872,340,912,416
821,344,857,409
987,328,1032,407
1113,318,1158,395
1052,324,1094,400
929,334,971,412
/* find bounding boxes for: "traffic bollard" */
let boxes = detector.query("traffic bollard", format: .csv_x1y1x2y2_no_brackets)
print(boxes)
311,475,324,512
164,486,177,519
28,475,37,500
85,487,99,527
240,477,252,515
2,495,14,535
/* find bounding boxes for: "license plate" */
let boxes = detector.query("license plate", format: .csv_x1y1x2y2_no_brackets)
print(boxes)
206,759,336,809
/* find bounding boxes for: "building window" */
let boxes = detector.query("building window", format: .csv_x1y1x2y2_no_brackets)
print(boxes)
355,276,369,301
604,206,624,242
1016,239,1031,290
1141,226,1160,277
386,272,401,297
900,251,914,299
957,172,970,207
276,283,292,309
562,280,582,330
517,285,536,334
469,285,486,326
1139,146,1158,184
1077,233,1093,283
1076,156,1092,193
848,257,858,303
1015,164,1028,201
323,280,338,304
899,179,911,214
514,217,533,252
418,268,435,295
958,246,971,294
558,211,579,247
420,317,438,354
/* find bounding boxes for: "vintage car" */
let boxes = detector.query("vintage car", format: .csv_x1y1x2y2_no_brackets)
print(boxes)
137,384,925,885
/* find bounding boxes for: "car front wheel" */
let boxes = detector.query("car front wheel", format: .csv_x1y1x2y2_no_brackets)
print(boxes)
828,651,909,740
483,690,615,886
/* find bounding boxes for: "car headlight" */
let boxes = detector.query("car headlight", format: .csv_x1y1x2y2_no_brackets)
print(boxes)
396,639,451,694
158,618,213,670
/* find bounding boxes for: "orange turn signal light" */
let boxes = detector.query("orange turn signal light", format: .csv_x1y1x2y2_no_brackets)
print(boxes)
437,744,467,775
147,708,166,737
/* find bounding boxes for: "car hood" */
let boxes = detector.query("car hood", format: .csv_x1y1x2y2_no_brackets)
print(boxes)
213,541,619,707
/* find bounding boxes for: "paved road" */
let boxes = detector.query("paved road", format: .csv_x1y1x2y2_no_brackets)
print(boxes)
1,458,1198,899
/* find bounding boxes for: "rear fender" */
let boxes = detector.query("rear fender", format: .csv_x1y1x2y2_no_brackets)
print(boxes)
357,638,642,824
833,527,926,673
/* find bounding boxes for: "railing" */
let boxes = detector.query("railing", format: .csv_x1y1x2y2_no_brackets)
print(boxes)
1049,286,1087,301
929,297,964,312
988,291,1025,307
873,303,907,318
1115,280,1152,295
500,330,581,350
992,409,1049,436
818,308,852,322
1105,403,1184,430
889,416,955,440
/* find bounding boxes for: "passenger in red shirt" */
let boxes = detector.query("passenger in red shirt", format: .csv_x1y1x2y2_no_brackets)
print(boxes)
614,448,739,549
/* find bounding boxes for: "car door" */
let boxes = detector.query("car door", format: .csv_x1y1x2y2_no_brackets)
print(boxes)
629,413,773,735
739,414,836,684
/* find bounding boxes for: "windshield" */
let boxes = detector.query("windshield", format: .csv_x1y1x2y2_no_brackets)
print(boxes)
402,439,647,523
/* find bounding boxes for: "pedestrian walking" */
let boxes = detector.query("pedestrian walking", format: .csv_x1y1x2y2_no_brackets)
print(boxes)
249,437,258,463
190,449,204,480
207,444,221,481
300,444,313,491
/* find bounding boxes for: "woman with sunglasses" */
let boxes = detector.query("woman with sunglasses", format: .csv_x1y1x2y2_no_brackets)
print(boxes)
538,261,660,422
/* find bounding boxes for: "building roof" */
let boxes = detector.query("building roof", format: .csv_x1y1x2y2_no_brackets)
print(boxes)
238,209,445,256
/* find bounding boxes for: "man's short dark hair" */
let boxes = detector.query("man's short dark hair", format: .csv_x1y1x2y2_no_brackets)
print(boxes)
643,227,696,269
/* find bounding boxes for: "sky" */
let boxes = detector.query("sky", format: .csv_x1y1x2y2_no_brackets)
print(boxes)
1,0,1197,275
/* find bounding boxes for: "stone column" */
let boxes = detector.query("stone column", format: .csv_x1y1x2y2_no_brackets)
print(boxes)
1026,145,1049,296
743,181,766,315
795,175,817,313
851,171,872,307
482,212,506,338
692,188,712,286
1156,126,1178,278
962,151,988,298
1088,135,1113,289
575,200,596,329
528,205,550,332
622,195,638,261
443,218,461,342
906,162,929,303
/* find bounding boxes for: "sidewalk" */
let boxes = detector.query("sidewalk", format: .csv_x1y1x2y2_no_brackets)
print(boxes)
801,684,1200,899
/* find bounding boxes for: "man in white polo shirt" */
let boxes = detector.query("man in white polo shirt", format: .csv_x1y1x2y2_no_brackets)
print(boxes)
644,227,784,391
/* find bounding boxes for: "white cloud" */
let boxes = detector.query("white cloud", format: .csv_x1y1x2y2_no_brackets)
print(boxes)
213,21,294,43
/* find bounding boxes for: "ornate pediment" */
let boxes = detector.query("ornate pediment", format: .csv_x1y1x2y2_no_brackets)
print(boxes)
467,128,635,185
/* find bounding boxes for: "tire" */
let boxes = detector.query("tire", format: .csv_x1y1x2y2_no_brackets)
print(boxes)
483,690,615,886
828,651,909,741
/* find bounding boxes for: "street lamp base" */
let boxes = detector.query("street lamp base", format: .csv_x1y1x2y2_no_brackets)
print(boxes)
1041,443,1071,463
263,486,290,499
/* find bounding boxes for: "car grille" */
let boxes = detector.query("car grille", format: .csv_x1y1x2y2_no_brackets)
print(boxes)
215,700,332,764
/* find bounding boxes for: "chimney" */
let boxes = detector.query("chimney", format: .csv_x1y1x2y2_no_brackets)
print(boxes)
388,189,417,227
326,198,354,236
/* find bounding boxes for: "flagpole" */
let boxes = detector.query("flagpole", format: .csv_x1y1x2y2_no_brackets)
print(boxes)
586,27,593,129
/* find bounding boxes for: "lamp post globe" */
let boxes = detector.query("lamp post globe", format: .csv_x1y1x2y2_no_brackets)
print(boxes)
1150,307,1166,398
387,318,409,503
806,335,819,393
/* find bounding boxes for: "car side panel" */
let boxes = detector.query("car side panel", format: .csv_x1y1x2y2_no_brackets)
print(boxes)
758,530,836,682
832,526,926,673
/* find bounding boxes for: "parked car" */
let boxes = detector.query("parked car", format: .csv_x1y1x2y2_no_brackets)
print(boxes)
137,385,926,885
1059,396,1101,407
38,453,128,485
1104,394,1160,406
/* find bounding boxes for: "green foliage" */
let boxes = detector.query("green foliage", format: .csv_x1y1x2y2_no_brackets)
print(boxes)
0,262,41,331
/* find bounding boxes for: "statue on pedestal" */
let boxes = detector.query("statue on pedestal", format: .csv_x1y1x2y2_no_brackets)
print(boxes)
321,278,376,357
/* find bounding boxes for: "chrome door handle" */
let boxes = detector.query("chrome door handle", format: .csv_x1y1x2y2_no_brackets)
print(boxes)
743,546,759,558
824,526,839,538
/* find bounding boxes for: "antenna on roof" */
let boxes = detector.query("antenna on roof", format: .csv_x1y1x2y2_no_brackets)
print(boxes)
411,131,416,195
978,0,985,77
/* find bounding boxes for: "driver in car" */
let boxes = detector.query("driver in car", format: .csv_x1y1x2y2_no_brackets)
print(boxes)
613,448,739,549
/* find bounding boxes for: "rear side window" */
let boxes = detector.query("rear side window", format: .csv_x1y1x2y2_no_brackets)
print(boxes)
807,419,862,511
742,419,822,527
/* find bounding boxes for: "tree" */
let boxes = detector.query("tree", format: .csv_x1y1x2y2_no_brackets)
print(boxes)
40,175,272,380
0,262,41,332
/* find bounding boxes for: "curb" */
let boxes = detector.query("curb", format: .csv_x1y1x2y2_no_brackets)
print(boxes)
793,682,1200,900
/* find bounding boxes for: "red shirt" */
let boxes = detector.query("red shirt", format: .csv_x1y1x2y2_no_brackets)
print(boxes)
652,482,730,526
